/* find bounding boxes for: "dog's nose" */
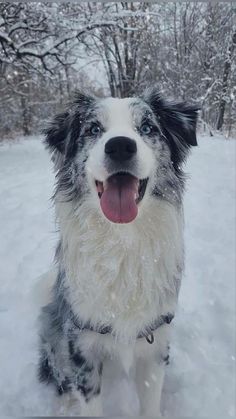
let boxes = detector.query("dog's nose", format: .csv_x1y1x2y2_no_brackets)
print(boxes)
105,137,137,162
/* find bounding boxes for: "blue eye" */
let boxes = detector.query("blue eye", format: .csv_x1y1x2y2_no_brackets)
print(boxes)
140,123,152,135
90,124,101,136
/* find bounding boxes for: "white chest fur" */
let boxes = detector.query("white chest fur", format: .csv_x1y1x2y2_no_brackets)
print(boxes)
56,197,184,341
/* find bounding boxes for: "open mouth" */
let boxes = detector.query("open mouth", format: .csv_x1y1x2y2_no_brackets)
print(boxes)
95,172,148,224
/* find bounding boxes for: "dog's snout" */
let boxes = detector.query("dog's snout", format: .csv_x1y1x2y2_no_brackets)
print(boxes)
105,137,137,162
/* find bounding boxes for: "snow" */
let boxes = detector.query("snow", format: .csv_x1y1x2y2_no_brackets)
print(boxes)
0,134,235,416
0,30,13,45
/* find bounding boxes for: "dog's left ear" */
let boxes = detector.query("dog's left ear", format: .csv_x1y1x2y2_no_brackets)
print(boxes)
143,89,200,166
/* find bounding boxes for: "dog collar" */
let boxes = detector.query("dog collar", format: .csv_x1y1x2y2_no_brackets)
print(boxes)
72,312,174,345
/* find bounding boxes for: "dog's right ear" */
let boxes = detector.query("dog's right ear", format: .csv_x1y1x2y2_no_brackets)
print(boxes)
44,111,70,156
44,90,96,161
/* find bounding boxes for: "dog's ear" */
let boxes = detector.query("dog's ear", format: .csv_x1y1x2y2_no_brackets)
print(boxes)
44,111,70,156
44,90,95,160
143,88,200,166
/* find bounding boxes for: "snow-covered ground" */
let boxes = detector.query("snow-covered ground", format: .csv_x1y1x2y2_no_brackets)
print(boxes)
0,134,235,417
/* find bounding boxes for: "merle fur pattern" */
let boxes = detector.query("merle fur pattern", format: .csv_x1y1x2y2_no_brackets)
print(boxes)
38,88,198,416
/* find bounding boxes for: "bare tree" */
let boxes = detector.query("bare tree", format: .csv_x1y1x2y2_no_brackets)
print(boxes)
216,30,236,130
0,2,235,137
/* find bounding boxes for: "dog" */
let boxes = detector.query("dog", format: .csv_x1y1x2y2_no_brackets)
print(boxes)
38,88,198,416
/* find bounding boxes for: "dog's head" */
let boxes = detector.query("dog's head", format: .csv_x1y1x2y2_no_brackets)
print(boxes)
45,89,198,224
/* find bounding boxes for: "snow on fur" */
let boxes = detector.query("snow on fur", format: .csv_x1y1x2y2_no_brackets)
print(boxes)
0,134,235,416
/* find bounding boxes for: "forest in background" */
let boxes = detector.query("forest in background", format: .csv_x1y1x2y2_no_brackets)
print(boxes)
0,2,235,138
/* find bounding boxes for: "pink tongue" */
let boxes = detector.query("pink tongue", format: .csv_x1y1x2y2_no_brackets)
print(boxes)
100,174,139,223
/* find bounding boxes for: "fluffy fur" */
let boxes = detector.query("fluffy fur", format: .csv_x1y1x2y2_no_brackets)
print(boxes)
38,88,198,416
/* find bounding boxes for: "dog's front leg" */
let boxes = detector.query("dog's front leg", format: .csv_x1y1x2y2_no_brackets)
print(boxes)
135,353,166,416
73,359,103,417
71,365,103,417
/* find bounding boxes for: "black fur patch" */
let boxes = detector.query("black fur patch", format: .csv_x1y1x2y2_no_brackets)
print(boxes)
143,88,199,170
69,339,95,375
162,343,171,365
163,354,170,365
57,377,71,395
44,111,70,154
161,313,174,324
38,350,72,396
70,345,90,370
44,90,96,157
38,352,54,384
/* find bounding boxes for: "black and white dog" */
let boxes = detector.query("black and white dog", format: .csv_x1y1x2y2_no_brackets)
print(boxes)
38,88,198,416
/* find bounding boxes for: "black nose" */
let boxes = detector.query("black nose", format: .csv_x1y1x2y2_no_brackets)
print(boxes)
105,137,137,162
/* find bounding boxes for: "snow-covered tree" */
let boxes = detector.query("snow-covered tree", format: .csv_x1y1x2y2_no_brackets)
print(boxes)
0,2,235,137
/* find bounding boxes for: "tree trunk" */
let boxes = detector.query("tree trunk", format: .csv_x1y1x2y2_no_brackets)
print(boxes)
21,96,31,136
216,30,236,130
